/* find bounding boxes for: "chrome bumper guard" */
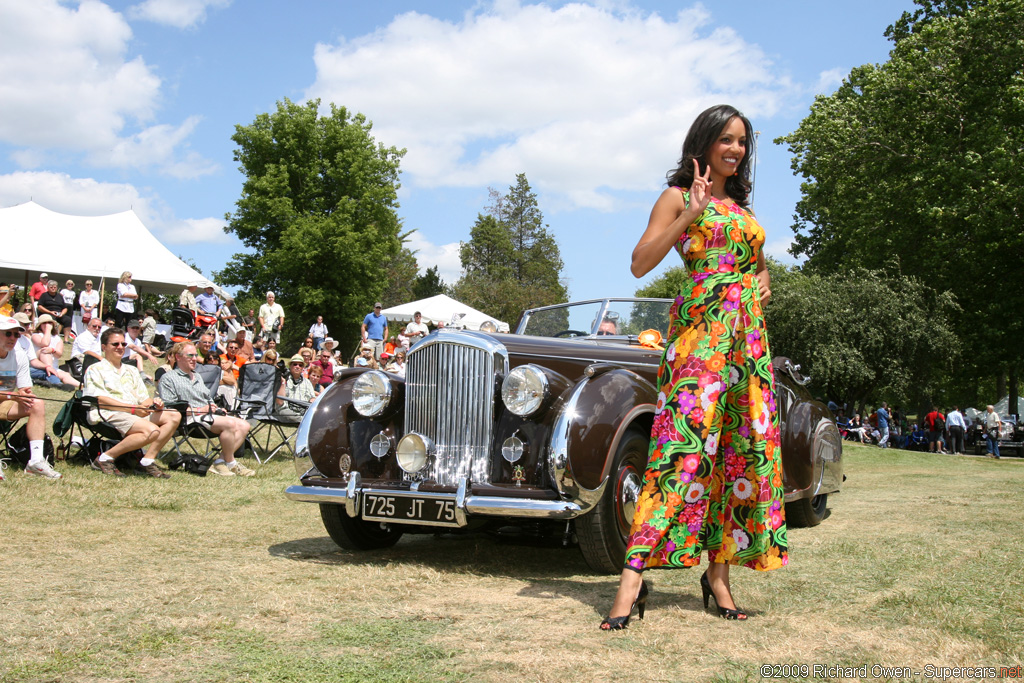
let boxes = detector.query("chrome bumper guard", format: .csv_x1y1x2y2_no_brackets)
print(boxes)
284,473,583,527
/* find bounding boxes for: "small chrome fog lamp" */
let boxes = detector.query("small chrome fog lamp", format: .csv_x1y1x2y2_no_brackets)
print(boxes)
370,432,392,459
396,432,433,474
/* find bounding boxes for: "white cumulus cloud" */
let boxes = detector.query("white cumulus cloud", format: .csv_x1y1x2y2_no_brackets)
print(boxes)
307,1,795,211
404,230,463,286
128,0,231,29
0,0,214,177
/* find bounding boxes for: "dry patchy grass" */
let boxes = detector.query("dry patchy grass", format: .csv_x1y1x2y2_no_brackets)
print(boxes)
2,385,1023,683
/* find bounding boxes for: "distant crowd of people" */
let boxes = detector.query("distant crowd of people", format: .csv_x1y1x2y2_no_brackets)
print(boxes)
834,401,1010,459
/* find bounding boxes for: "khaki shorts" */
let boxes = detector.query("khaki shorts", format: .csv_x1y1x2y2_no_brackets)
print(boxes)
95,409,148,436
0,399,21,421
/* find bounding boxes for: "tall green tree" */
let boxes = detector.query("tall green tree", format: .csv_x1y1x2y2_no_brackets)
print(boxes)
453,174,568,325
412,266,447,300
777,0,1024,404
763,261,960,414
219,98,405,347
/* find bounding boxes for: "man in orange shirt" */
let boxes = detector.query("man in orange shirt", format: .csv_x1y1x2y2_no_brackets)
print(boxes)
220,338,247,381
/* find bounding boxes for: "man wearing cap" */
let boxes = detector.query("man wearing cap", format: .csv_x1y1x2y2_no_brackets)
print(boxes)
403,311,429,347
29,273,49,311
0,315,62,480
259,292,285,343
158,341,255,477
195,284,222,317
83,327,179,477
361,303,388,361
123,319,157,381
179,282,199,314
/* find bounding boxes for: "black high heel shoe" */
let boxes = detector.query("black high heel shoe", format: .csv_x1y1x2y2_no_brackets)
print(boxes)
700,571,747,620
600,579,649,630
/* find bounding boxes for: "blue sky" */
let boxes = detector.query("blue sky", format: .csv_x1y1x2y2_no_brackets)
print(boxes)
0,0,916,308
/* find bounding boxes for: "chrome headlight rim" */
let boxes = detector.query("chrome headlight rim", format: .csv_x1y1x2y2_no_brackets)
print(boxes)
501,365,549,417
352,370,393,418
396,431,434,475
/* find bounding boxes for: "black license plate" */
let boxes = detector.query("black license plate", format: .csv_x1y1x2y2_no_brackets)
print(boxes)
362,493,461,527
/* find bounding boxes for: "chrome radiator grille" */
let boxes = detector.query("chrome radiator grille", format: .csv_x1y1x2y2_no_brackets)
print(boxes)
405,333,507,485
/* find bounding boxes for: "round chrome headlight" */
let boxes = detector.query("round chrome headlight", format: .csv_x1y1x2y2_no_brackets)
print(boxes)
352,370,392,417
501,365,548,417
396,432,433,474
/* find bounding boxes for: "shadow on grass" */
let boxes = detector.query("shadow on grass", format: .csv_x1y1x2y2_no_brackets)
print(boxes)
268,527,594,579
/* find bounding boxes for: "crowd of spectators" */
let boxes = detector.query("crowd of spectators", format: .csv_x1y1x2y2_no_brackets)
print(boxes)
835,400,1011,460
3,271,457,483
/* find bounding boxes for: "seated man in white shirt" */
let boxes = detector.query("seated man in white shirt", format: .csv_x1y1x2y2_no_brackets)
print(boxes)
71,317,104,373
0,315,62,480
83,327,180,478
123,319,157,380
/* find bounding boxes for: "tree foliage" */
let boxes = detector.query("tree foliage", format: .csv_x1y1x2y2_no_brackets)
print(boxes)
219,98,405,347
634,260,962,411
777,0,1024,399
764,260,961,413
412,266,447,300
453,174,568,326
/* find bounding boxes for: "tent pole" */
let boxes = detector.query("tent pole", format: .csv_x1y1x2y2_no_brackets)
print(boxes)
98,278,105,320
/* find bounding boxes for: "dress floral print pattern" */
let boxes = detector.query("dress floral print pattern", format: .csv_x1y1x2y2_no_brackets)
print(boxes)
623,189,788,573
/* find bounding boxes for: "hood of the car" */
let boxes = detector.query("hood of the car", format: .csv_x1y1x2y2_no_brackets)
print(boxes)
479,331,663,382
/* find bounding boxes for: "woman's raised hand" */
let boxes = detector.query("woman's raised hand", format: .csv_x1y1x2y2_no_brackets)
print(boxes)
687,159,713,215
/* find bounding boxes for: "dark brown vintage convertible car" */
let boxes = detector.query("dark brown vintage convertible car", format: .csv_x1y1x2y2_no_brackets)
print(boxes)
286,298,843,573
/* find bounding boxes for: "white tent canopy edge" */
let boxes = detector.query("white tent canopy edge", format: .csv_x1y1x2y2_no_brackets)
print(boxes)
0,201,209,297
381,294,510,333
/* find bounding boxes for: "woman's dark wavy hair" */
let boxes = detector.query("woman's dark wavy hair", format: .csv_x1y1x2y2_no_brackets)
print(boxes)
666,104,755,208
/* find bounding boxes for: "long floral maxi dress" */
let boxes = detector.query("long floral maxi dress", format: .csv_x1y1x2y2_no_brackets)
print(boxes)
623,190,788,573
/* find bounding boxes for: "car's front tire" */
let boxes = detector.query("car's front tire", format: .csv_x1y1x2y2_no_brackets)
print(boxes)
785,494,828,527
576,429,650,574
320,503,404,550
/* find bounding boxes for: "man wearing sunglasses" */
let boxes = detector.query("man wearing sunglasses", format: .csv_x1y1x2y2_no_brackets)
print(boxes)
157,342,254,477
0,315,62,480
82,327,180,478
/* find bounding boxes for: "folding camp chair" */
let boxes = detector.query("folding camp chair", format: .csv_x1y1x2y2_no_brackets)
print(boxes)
165,401,220,473
194,363,227,407
235,363,309,463
65,394,134,465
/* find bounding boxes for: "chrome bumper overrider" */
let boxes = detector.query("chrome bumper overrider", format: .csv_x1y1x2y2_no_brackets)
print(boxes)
284,472,583,527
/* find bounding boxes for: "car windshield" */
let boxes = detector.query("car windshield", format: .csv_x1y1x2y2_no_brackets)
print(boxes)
517,299,673,338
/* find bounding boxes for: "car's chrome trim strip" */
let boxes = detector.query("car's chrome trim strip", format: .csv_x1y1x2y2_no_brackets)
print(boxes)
284,482,583,522
547,378,607,513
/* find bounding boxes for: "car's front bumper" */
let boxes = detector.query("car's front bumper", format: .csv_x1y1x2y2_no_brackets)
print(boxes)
285,473,584,528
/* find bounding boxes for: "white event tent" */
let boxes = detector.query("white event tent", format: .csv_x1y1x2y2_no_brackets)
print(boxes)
0,201,208,297
382,294,510,332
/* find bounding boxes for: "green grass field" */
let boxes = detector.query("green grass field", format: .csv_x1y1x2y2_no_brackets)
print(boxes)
2,378,1022,682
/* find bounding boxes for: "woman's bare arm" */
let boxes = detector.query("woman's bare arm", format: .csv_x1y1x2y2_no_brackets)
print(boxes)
631,159,712,278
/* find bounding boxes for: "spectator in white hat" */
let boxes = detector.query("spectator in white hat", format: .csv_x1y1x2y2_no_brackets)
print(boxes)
0,315,62,480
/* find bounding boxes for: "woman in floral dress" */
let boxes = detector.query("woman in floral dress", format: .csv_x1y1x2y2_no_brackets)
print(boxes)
600,104,787,629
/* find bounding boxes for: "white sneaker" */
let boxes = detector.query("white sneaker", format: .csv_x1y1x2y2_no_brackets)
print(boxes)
25,460,63,480
0,458,9,481
209,462,236,477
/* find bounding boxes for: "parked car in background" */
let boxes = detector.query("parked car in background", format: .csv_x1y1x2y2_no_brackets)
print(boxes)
286,298,844,573
969,414,1022,456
